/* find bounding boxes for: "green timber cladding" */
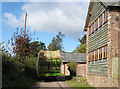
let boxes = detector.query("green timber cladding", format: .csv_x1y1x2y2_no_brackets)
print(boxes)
88,2,106,27
88,22,108,52
88,2,108,76
88,59,108,76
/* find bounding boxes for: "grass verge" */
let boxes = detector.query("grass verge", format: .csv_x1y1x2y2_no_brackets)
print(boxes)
65,81,95,89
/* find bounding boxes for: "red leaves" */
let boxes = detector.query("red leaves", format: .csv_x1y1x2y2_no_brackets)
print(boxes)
8,28,37,63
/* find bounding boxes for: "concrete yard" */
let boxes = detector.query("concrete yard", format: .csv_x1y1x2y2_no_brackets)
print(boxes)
30,81,73,89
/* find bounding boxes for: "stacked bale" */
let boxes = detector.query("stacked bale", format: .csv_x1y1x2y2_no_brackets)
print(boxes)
36,50,61,76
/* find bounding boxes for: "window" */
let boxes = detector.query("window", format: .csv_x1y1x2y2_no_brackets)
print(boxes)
104,11,106,22
106,46,107,58
90,25,92,34
103,46,105,58
92,23,94,33
92,51,94,61
103,45,108,58
106,9,108,21
89,27,91,35
95,49,98,60
101,15,103,25
99,15,103,27
94,22,95,31
99,16,101,26
99,48,102,59
88,9,108,37
88,53,91,61
89,45,108,61
96,19,98,30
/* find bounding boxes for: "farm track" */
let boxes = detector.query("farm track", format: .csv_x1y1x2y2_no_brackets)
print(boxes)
30,81,72,89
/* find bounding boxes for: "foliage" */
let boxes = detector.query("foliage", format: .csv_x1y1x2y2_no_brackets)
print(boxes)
2,55,38,88
1,42,11,56
30,41,46,57
48,32,65,51
24,57,38,79
78,35,86,44
2,44,38,88
8,28,37,63
67,62,78,76
74,35,86,53
73,43,86,53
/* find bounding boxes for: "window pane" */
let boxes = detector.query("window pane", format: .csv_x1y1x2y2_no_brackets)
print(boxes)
89,26,91,35
97,19,98,29
106,46,107,57
104,11,106,22
92,23,94,32
101,15,103,25
106,10,108,20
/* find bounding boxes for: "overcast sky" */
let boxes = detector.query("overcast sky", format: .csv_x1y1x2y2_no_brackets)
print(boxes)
2,1,89,52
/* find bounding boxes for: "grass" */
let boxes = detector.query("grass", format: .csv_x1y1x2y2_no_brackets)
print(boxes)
65,81,95,89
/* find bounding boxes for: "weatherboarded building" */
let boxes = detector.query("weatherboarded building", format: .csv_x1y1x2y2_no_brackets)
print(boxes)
61,53,86,77
84,1,120,87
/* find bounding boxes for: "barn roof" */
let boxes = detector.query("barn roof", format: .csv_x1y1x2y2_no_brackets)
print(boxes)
61,53,86,63
102,1,120,7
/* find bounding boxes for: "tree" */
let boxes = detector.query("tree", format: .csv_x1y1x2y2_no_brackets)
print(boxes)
9,28,35,63
30,41,46,57
73,35,86,53
73,43,86,53
78,35,86,44
48,32,65,51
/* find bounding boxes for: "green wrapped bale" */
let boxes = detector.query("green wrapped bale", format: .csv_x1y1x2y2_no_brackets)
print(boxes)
36,50,61,77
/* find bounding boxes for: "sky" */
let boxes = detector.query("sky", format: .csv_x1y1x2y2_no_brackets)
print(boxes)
1,1,89,52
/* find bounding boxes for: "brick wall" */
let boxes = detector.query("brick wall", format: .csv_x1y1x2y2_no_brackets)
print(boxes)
60,63,70,75
61,63,86,76
108,9,120,78
77,64,86,77
118,10,120,89
87,74,118,87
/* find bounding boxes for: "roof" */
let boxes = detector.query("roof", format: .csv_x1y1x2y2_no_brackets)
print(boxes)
102,1,120,7
61,52,86,63
84,0,120,31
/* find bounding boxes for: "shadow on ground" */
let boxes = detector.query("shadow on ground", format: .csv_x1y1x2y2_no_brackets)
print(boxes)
38,75,73,82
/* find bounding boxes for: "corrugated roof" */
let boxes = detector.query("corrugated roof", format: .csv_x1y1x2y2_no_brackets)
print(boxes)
61,53,86,63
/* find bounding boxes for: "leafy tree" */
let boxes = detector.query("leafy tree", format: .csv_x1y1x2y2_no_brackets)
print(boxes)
73,43,86,53
30,41,46,57
48,32,65,51
8,28,36,63
78,35,86,44
74,35,86,53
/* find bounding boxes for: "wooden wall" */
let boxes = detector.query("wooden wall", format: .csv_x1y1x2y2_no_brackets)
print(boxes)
88,2,106,27
88,59,108,76
87,2,108,76
88,22,108,52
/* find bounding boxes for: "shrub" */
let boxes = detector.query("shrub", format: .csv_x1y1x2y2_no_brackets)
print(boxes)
67,62,78,76
24,57,38,79
2,55,38,87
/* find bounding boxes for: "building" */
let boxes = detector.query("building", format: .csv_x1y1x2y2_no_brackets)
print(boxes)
84,0,120,87
61,52,86,76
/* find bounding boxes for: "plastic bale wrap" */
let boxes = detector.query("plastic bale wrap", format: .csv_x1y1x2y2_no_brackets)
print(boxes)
36,50,61,76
